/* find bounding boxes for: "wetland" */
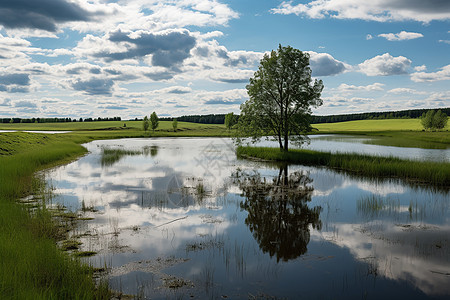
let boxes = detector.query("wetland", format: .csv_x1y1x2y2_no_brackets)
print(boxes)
41,136,449,299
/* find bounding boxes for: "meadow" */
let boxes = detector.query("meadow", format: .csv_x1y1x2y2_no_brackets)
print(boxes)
0,117,449,298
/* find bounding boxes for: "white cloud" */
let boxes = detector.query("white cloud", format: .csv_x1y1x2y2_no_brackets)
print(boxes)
271,0,450,23
410,64,450,82
366,34,373,40
439,40,450,44
358,53,412,76
307,51,351,76
387,88,426,95
414,65,427,72
378,31,423,41
336,83,385,93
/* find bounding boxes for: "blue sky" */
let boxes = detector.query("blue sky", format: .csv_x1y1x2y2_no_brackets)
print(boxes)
0,0,449,119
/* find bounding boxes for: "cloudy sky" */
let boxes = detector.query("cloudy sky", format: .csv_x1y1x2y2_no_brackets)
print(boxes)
0,0,449,119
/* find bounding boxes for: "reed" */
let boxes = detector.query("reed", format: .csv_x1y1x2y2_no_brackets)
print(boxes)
236,146,450,187
0,133,110,299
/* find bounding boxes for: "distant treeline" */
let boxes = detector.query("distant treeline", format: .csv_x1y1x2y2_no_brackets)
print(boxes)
2,108,448,125
160,114,225,124
310,108,450,124
0,117,122,124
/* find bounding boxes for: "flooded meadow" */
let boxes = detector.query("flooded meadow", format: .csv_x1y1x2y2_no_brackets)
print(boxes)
43,137,449,299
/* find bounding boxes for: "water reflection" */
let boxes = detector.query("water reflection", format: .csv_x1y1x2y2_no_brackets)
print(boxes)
42,137,450,299
238,165,322,261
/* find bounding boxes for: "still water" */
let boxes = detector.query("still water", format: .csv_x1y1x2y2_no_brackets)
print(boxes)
45,137,449,299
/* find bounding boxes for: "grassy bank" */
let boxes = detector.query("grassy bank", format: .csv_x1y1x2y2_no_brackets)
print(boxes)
0,133,110,299
236,146,450,187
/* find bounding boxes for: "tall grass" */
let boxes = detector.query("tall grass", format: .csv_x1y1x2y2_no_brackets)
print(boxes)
0,133,110,299
236,146,450,187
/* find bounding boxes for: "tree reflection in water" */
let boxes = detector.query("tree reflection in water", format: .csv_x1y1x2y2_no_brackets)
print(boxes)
238,165,322,262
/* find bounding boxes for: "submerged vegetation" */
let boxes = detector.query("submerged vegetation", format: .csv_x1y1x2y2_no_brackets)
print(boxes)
236,146,450,187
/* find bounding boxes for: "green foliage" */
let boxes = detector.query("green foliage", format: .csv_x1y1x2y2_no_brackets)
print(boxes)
150,111,159,132
0,133,110,299
237,45,323,151
172,118,178,132
236,146,450,187
224,112,237,130
143,115,149,132
421,109,448,130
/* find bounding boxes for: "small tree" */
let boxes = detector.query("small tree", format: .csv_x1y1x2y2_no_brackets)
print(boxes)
420,110,434,130
432,110,448,130
236,45,323,151
150,111,159,132
224,112,237,130
172,118,178,132
421,110,448,130
143,115,149,132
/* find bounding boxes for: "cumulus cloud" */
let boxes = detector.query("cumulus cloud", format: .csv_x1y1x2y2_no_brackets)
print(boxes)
358,53,412,76
410,64,450,82
271,0,450,23
378,31,423,41
0,98,11,106
71,77,114,96
414,65,427,72
14,100,37,108
336,83,385,93
78,29,196,69
0,0,96,32
0,73,31,93
307,51,351,76
387,88,426,94
366,34,373,40
199,89,247,105
210,70,254,83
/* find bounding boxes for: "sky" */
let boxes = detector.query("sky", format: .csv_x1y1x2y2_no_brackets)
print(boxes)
0,0,449,119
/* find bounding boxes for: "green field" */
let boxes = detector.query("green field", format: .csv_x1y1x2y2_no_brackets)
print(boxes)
313,118,427,132
0,120,226,133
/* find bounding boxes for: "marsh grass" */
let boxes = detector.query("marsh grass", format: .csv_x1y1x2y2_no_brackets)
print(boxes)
357,195,400,218
100,147,142,166
0,132,111,299
236,146,450,187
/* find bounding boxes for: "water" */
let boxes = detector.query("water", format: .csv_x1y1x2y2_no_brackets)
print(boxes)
45,137,450,299
256,134,450,162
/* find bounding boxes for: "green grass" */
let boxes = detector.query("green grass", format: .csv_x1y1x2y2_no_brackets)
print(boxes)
314,119,426,132
0,132,110,299
313,119,450,149
0,120,228,136
236,146,450,187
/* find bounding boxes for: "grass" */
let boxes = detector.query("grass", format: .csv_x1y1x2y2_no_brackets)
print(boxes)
0,120,228,136
236,146,450,187
0,132,110,299
313,119,450,149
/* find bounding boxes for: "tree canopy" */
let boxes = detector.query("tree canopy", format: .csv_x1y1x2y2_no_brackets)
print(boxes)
150,112,159,132
421,109,448,130
142,115,149,132
236,45,323,151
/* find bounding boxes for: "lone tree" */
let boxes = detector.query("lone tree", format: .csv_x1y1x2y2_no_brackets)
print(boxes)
143,115,149,132
225,112,238,130
172,118,178,132
150,111,159,132
236,45,323,151
421,109,448,130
